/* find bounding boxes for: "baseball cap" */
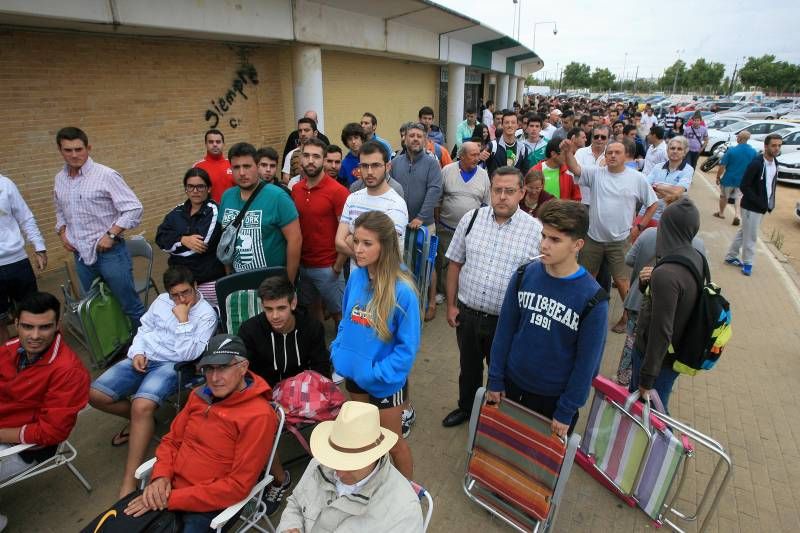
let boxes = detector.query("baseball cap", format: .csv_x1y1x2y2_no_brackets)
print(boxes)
198,334,248,367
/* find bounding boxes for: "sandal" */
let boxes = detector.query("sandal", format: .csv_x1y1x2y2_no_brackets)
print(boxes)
712,212,724,219
111,424,131,447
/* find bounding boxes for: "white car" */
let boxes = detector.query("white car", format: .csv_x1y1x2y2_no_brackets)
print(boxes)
777,151,800,184
705,120,798,154
718,105,777,120
782,112,800,124
747,127,800,154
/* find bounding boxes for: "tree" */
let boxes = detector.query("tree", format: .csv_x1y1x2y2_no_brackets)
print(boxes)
561,62,592,89
740,55,800,93
684,58,725,92
659,60,686,92
591,68,616,90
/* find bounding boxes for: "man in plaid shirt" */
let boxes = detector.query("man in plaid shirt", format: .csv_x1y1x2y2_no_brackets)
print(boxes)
441,166,542,428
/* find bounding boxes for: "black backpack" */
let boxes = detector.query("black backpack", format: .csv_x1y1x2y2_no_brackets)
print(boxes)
654,253,732,375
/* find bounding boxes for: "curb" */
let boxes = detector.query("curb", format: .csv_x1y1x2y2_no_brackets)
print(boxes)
765,241,800,291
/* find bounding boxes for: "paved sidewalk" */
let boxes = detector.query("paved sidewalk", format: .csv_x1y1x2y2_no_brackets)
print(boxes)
3,166,800,532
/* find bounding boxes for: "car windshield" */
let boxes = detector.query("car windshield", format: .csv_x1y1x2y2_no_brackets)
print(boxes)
720,121,751,132
728,104,749,111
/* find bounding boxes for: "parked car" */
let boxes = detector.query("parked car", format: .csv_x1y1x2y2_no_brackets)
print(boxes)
706,116,746,130
677,110,714,122
710,101,740,112
718,105,777,120
704,120,753,154
747,127,800,154
776,151,800,184
782,112,800,123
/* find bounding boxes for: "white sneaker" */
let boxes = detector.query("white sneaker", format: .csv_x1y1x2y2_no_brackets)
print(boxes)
0,513,8,532
331,371,344,385
435,293,445,305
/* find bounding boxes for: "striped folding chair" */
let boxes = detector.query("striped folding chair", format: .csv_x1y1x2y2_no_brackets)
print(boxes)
463,387,580,533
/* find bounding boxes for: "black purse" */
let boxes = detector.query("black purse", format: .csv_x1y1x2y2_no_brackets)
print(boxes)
80,490,181,533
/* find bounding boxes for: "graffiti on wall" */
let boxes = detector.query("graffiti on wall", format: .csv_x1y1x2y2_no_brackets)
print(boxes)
205,64,259,129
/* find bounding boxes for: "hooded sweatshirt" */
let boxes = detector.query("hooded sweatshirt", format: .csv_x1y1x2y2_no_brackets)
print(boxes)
237,308,331,387
152,372,276,512
634,197,703,389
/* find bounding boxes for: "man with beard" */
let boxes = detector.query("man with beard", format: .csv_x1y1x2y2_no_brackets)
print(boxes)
390,122,443,321
335,141,408,265
291,139,350,323
220,143,301,278
282,118,319,183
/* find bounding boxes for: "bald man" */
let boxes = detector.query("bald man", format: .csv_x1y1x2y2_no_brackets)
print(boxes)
282,110,331,161
435,141,491,297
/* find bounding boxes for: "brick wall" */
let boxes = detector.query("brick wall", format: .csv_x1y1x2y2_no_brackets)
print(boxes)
0,29,294,272
322,50,440,152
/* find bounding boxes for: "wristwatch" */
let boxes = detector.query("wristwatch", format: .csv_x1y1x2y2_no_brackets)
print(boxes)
106,231,119,241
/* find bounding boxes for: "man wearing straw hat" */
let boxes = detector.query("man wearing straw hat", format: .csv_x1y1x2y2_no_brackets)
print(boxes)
277,401,423,532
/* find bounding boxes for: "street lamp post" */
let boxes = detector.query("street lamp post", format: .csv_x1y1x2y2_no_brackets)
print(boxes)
672,49,685,95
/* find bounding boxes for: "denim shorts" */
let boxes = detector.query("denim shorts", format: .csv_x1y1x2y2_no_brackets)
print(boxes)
92,358,178,405
297,265,345,313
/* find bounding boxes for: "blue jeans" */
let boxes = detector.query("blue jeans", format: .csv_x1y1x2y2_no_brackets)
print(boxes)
629,347,680,412
75,241,145,328
92,358,178,405
181,511,218,533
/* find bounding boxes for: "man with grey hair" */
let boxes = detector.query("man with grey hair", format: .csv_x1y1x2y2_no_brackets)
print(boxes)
435,141,491,300
715,130,757,226
391,122,443,321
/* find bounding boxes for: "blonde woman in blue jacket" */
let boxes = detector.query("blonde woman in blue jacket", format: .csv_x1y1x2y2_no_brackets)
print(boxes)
331,210,420,479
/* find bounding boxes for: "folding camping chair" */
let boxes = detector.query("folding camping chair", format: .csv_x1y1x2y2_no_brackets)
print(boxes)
215,267,287,334
410,481,433,532
403,225,438,322
463,387,580,533
136,403,285,533
126,235,159,308
0,440,92,492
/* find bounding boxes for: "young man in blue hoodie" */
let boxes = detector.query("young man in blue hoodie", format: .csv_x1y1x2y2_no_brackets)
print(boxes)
487,200,608,437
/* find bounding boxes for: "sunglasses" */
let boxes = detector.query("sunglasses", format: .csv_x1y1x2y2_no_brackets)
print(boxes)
593,135,608,140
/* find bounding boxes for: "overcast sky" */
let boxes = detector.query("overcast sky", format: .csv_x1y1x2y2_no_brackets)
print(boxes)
434,0,800,81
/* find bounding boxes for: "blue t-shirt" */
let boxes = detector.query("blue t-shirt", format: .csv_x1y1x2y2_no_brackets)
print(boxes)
720,143,758,188
640,160,694,221
331,266,421,397
219,184,298,272
339,152,361,186
487,261,608,424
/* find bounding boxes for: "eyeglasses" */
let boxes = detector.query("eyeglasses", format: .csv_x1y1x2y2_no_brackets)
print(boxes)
358,163,385,172
168,287,195,301
593,135,608,140
185,184,208,192
491,187,520,196
200,360,244,376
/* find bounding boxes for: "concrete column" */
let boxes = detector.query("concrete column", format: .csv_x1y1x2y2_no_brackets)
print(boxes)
507,76,517,107
446,63,466,149
497,74,510,110
292,45,325,132
516,77,525,104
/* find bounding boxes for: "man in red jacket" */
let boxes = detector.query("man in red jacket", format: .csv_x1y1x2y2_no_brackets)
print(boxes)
0,291,89,481
193,129,235,204
530,138,582,202
124,334,277,532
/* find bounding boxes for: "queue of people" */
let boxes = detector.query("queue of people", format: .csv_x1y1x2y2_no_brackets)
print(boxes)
0,91,765,531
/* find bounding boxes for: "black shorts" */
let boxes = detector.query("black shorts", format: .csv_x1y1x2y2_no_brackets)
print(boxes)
345,379,408,410
0,258,38,318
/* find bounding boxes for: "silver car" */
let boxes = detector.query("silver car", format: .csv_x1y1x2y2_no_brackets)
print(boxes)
719,105,777,120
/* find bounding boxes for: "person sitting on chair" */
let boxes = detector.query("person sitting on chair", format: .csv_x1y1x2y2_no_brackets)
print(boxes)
238,274,331,515
121,334,277,532
277,401,423,533
89,266,218,498
0,291,90,495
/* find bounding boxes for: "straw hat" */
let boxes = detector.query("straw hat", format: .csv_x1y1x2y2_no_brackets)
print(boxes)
310,401,398,471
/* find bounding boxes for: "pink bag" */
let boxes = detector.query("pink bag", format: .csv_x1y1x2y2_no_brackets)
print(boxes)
272,370,345,426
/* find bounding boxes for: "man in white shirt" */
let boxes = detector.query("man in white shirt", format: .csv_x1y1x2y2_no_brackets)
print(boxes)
88,266,218,498
642,126,668,175
0,175,47,344
574,125,610,205
641,105,658,132
541,109,560,140
335,141,409,264
561,138,658,329
482,100,495,128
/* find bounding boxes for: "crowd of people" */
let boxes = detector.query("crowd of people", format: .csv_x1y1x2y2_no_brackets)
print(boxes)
0,91,785,532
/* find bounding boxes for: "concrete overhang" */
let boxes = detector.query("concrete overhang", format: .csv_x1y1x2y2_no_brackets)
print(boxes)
0,0,543,74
